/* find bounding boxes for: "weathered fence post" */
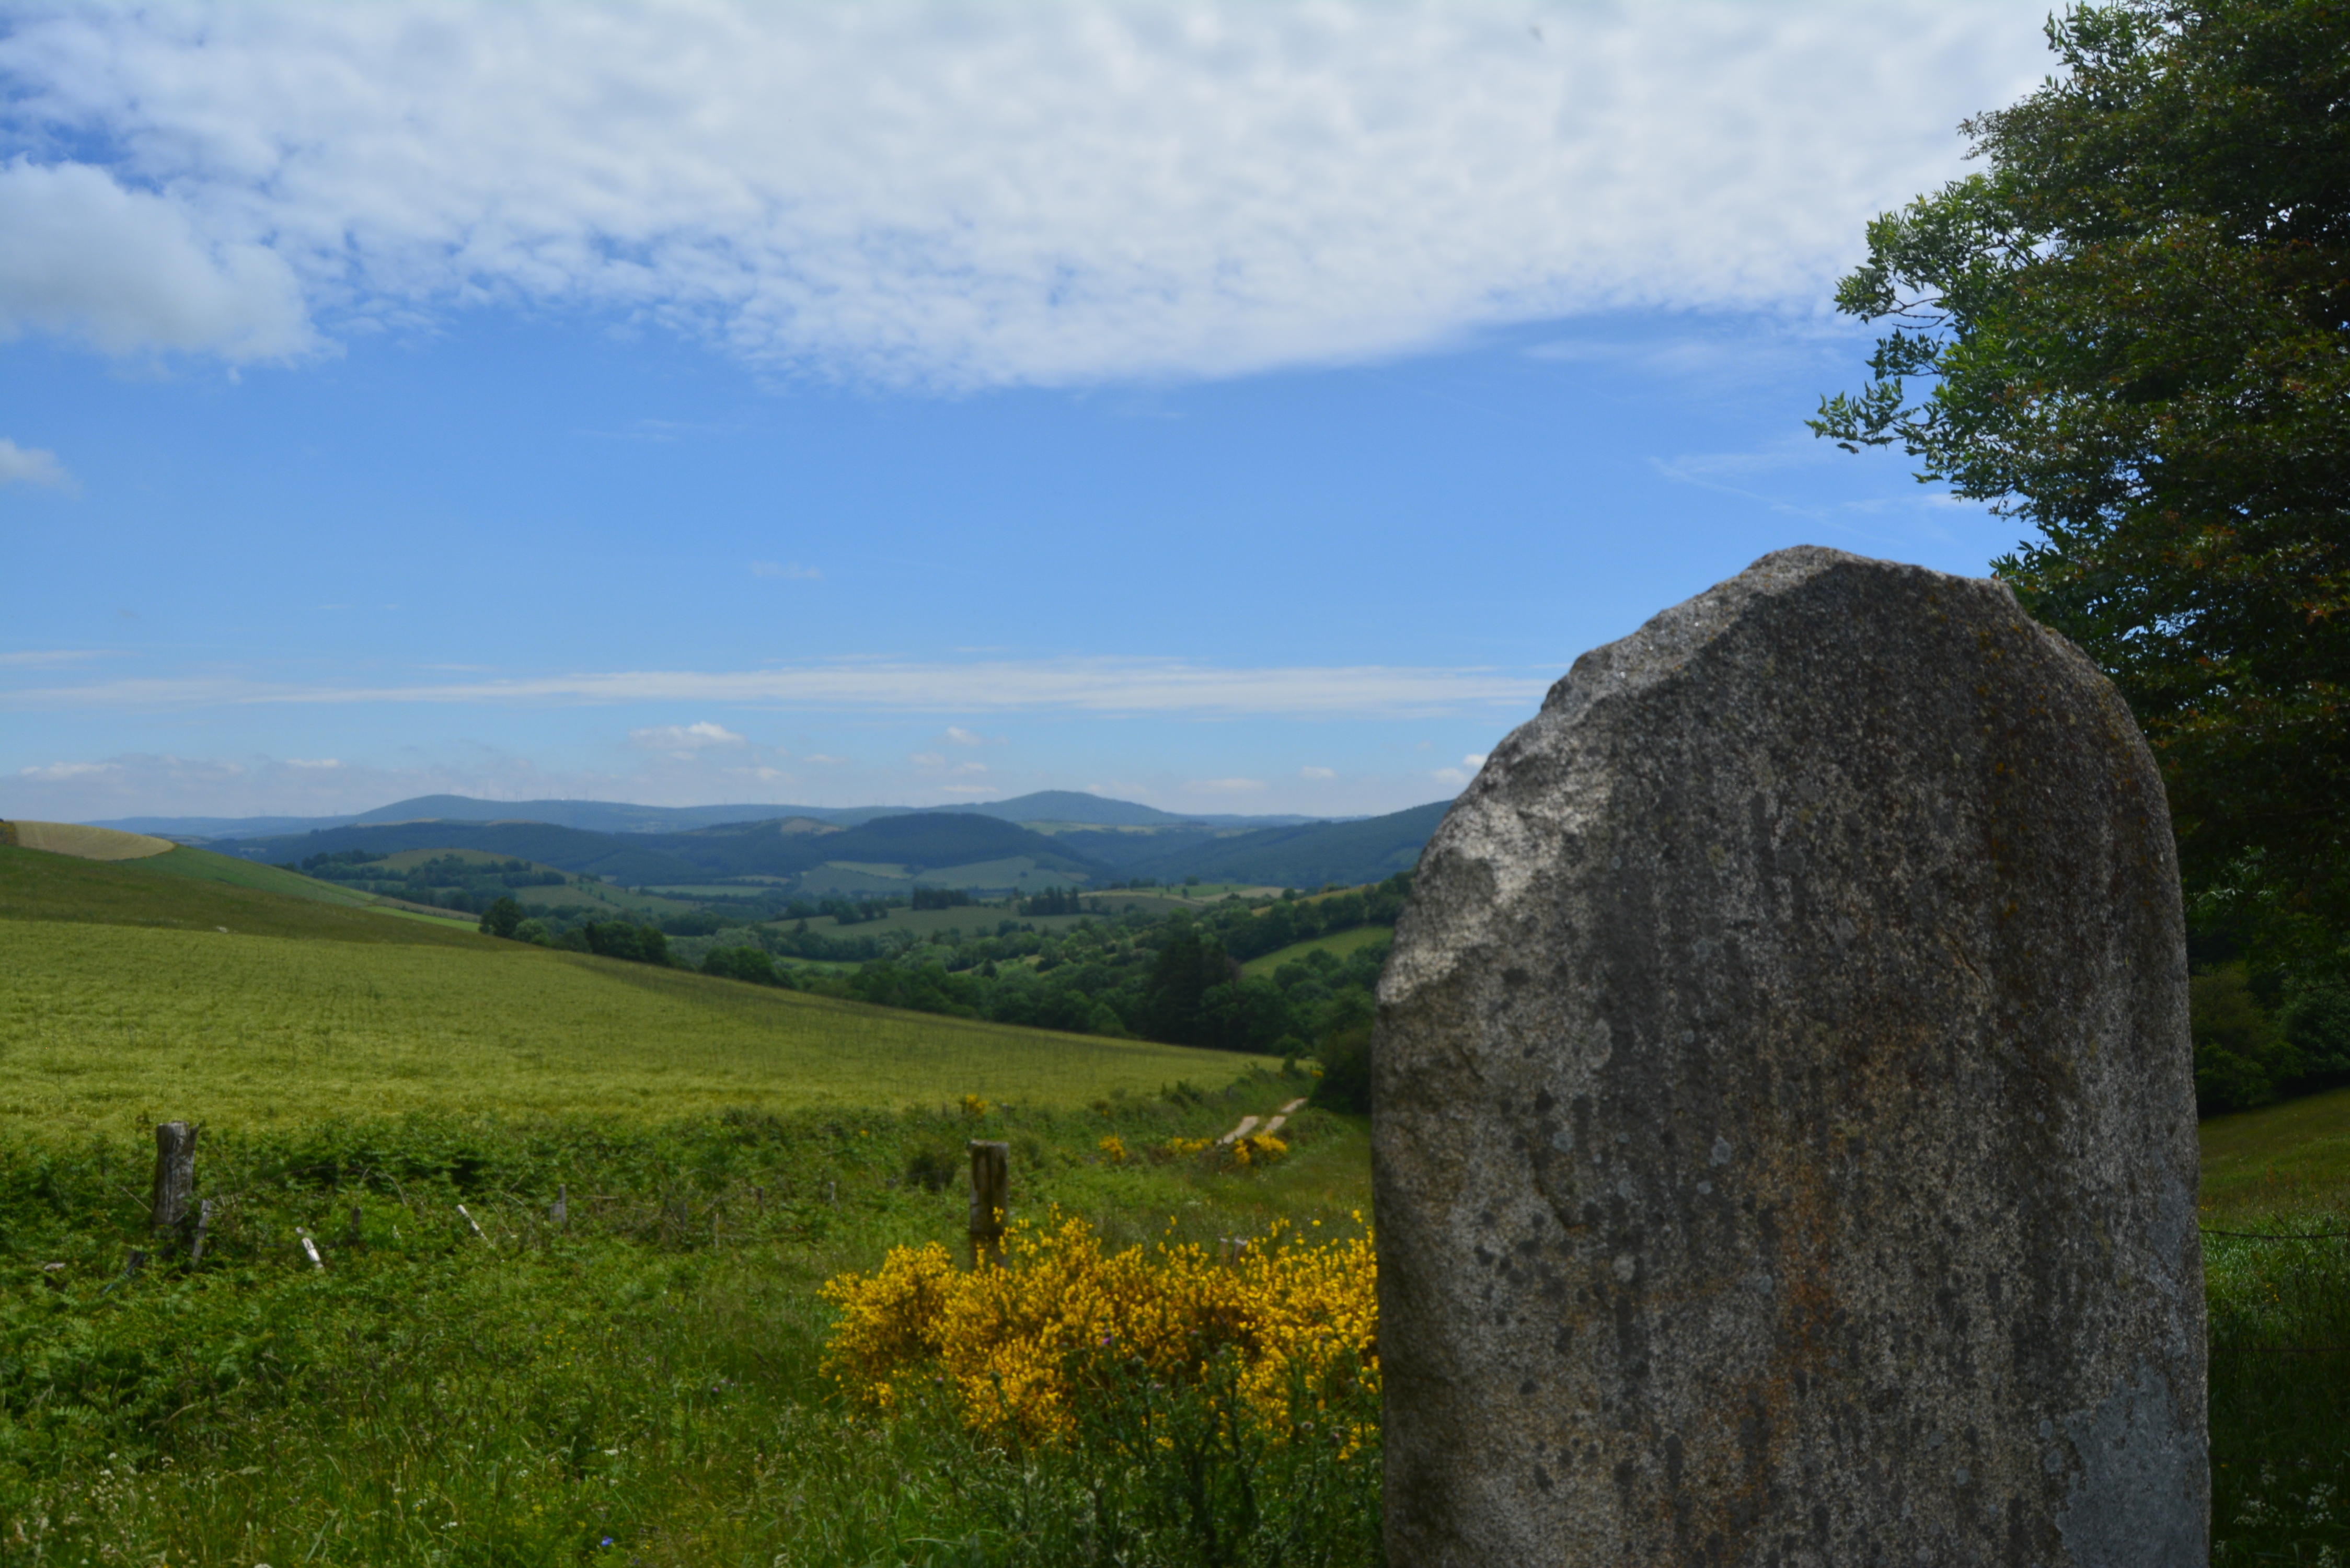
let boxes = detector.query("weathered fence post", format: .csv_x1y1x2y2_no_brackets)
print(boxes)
1377,549,2208,1565
149,1121,198,1248
967,1140,1009,1266
552,1183,569,1230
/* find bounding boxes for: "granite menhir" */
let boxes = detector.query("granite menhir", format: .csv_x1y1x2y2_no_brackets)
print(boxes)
1375,548,2204,1566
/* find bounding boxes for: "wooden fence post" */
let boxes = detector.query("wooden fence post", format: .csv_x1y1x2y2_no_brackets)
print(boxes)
150,1122,199,1249
967,1140,1009,1267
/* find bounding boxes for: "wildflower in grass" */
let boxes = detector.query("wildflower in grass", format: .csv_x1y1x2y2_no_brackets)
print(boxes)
1231,1133,1287,1168
821,1212,1376,1448
1098,1134,1127,1164
961,1094,989,1117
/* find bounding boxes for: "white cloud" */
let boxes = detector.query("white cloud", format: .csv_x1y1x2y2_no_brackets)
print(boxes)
0,158,314,361
0,4,2050,386
19,759,121,781
1300,766,1337,780
285,757,341,769
750,561,822,580
908,752,948,768
0,436,75,491
628,720,747,751
1431,767,1471,787
942,725,994,747
2,656,1550,718
1462,753,1488,768
0,649,102,667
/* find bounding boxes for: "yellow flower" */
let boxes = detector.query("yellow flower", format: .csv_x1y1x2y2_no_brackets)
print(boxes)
961,1094,990,1117
1098,1134,1128,1164
821,1212,1377,1447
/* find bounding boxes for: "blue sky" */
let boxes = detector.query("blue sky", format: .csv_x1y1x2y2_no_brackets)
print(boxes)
0,2,2056,822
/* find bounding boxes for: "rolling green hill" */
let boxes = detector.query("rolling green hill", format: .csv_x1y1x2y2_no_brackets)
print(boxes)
225,819,715,883
224,811,1112,891
0,839,1248,1138
1238,923,1395,979
1126,800,1449,889
137,844,390,907
0,919,1251,1136
0,844,481,946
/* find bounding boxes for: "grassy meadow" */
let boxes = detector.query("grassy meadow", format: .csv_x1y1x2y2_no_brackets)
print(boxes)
1238,924,1393,981
2192,1082,2350,1561
0,916,1257,1138
134,845,388,908
0,845,481,945
0,1089,1369,1567
4,837,2347,1562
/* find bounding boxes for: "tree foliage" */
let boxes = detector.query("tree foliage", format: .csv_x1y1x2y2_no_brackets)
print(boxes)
1814,0,2350,953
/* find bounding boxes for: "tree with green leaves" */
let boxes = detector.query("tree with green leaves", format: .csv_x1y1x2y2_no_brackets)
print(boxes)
1814,0,2349,959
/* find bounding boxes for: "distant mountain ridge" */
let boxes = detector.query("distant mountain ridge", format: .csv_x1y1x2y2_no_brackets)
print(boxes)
216,811,1115,889
195,798,1456,897
94,789,1328,840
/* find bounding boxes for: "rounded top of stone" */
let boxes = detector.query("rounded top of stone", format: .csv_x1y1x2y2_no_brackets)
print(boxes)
1542,547,2024,724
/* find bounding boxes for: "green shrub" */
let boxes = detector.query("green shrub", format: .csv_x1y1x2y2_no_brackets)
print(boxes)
2194,966,2296,1114
1312,1027,1371,1116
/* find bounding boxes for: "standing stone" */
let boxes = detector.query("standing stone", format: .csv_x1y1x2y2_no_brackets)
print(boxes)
1376,548,2204,1566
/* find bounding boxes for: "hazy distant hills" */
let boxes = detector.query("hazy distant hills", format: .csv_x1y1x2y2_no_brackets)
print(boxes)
1123,801,1452,889
216,812,1113,889
95,789,1321,840
91,789,1450,894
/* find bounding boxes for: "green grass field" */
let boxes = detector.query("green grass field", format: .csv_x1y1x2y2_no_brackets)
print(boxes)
0,844,477,944
0,918,1257,1138
136,843,386,906
2197,1082,2350,1219
1240,922,1394,978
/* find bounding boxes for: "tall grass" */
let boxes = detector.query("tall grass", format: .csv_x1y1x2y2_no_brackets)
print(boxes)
2205,1218,2350,1562
0,1080,1374,1566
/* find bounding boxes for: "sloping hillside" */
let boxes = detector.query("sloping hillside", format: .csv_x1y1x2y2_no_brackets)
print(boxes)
1126,800,1450,889
224,820,713,883
0,844,483,945
222,812,1112,886
3,821,175,859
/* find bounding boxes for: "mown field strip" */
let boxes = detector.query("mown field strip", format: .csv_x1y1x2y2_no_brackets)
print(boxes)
1240,921,1394,978
0,918,1248,1136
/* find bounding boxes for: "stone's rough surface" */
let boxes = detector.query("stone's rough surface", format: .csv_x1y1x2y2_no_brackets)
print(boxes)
1375,548,2205,1566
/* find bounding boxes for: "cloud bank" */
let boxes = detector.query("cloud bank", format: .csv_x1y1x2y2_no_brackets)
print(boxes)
0,2,2049,386
2,656,1549,718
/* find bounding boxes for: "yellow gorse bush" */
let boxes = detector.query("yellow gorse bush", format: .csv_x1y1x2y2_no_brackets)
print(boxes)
1230,1133,1287,1168
821,1213,1376,1446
